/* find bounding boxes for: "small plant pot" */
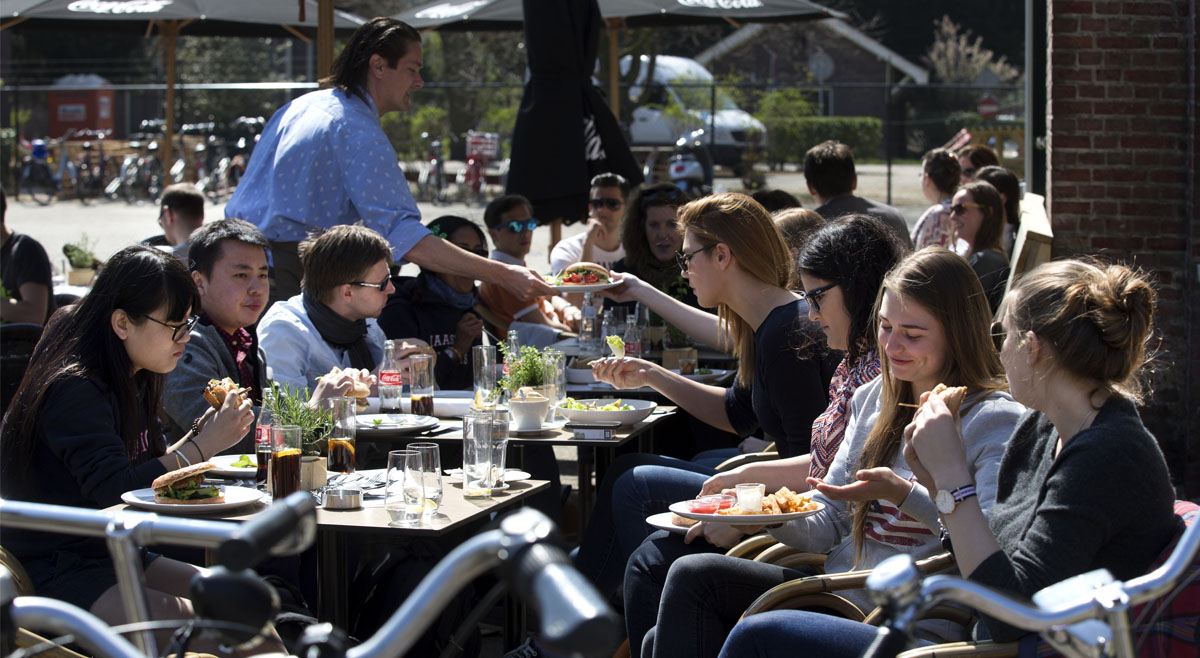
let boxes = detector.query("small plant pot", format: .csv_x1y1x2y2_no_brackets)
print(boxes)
301,456,327,491
67,268,95,286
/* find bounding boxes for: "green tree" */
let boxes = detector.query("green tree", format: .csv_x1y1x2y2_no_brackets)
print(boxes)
173,36,300,127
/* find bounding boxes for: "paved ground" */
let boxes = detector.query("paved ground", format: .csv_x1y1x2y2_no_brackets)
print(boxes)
5,162,926,275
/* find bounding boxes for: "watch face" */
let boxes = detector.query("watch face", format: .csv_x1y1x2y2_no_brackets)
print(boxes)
936,489,955,514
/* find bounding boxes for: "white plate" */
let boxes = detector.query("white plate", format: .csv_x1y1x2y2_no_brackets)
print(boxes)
121,486,264,514
543,278,624,293
646,511,690,535
208,454,260,478
509,419,568,436
669,368,728,383
667,499,824,525
357,414,440,434
557,398,656,426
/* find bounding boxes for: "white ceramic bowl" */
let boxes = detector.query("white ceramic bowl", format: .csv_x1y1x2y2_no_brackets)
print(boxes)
556,398,657,426
509,398,551,430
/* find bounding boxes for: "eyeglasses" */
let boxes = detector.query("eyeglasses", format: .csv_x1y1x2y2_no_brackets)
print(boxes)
950,202,983,215
462,247,488,257
990,321,1007,351
350,272,392,291
798,281,838,313
589,197,623,211
675,243,716,274
496,219,540,233
145,314,200,342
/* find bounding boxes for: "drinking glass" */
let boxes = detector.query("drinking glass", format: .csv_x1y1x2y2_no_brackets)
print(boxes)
490,409,510,486
386,450,423,526
735,483,767,513
270,425,302,499
472,345,498,409
543,350,566,421
325,397,357,474
409,354,435,416
462,410,494,498
406,442,443,515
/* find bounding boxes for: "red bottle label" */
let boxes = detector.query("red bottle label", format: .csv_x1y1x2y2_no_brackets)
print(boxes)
380,370,403,386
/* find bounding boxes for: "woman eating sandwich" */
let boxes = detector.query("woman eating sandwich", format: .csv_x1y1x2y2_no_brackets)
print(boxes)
0,245,265,650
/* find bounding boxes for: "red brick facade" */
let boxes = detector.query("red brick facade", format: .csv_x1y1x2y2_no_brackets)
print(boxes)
1047,0,1198,496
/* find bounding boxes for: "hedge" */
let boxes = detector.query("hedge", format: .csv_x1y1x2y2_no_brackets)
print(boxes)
758,116,883,168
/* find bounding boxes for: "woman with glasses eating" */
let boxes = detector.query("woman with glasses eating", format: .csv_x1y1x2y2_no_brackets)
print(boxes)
0,245,256,646
380,216,487,389
950,181,1010,314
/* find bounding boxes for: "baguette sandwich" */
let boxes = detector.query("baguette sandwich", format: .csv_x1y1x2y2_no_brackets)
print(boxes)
152,462,224,505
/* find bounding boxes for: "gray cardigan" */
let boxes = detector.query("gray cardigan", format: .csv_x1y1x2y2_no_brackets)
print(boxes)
768,378,1025,641
162,322,270,454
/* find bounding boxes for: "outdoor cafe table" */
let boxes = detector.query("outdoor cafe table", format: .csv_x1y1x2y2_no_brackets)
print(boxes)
546,336,737,365
356,406,679,528
106,479,550,631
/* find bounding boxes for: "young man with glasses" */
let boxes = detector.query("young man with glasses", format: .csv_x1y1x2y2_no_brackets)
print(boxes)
549,172,630,274
257,225,428,391
480,195,579,345
161,219,361,449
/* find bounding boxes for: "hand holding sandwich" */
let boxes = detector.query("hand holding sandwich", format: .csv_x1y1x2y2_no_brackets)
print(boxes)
903,385,971,493
192,382,254,459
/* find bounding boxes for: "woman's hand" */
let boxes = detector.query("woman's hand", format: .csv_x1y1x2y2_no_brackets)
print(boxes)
807,469,914,507
699,467,749,496
904,391,970,491
197,391,254,456
591,356,658,390
454,313,484,353
684,521,762,548
597,272,646,304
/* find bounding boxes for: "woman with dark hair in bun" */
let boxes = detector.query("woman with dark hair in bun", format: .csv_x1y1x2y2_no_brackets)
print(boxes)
911,148,961,250
721,259,1176,657
379,215,486,389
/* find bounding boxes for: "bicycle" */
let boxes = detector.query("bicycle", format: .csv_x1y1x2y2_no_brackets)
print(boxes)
17,136,76,206
860,507,1200,658
0,496,619,658
73,130,117,205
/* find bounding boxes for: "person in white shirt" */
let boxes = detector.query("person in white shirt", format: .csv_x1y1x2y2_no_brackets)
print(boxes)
549,172,629,274
257,225,424,391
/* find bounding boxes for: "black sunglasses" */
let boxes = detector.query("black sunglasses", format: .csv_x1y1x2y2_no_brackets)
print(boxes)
589,197,623,211
145,314,200,342
990,321,1006,352
497,219,540,233
798,281,838,313
675,243,716,274
350,272,392,291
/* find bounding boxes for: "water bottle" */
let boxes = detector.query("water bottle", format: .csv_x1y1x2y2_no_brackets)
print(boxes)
379,340,403,412
503,329,520,375
580,292,598,352
600,309,614,349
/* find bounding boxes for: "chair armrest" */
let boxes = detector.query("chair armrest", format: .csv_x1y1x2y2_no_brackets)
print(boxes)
897,641,1018,658
724,534,779,560
716,451,779,471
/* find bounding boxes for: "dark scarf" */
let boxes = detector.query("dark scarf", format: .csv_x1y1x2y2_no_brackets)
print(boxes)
423,273,478,311
302,292,375,371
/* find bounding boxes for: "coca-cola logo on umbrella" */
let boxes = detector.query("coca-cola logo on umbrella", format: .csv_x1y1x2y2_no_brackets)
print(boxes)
675,0,765,8
67,0,173,14
415,1,490,20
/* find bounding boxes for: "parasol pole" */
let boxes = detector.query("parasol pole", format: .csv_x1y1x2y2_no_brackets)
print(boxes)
317,0,335,82
160,20,182,169
606,18,620,116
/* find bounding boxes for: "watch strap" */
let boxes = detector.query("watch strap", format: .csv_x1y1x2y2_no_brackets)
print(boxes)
950,484,977,503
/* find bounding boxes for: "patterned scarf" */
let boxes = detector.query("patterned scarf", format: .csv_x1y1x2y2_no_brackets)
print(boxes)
808,349,882,479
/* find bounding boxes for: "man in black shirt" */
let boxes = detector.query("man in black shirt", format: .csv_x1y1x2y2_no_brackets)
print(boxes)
0,188,54,324
803,140,914,249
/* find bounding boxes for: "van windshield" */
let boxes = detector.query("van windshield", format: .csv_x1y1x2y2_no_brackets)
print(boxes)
671,80,739,113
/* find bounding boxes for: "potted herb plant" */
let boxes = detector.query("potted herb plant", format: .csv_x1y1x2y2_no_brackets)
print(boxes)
497,344,552,402
263,382,331,490
63,235,98,286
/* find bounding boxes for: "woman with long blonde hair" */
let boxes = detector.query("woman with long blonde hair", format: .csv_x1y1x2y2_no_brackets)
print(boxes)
636,248,1025,657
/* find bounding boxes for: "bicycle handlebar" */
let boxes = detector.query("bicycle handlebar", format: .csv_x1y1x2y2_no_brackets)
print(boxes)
216,491,316,571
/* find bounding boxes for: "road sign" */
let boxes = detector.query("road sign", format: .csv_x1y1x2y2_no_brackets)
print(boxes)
978,94,999,120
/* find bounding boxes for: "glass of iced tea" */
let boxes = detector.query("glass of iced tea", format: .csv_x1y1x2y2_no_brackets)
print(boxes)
326,396,357,474
270,425,302,499
409,354,434,416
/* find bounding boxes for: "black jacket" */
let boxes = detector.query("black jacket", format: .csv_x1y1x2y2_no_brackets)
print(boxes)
378,273,480,390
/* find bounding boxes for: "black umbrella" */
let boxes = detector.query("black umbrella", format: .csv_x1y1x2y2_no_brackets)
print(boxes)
505,0,642,227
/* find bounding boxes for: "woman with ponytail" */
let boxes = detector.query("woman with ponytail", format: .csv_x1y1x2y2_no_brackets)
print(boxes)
721,259,1176,656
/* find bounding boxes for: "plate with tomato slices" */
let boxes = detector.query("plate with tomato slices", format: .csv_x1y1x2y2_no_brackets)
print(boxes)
544,263,623,292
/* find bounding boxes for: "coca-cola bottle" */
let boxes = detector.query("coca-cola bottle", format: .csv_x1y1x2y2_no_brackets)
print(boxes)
379,340,404,412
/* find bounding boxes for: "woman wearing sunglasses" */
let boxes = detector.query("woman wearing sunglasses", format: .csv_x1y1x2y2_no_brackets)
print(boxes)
0,245,255,645
951,181,1010,314
380,216,487,389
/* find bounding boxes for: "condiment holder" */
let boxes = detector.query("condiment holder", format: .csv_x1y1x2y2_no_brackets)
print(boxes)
323,488,362,510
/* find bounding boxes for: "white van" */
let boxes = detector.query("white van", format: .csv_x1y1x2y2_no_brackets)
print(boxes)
623,55,766,168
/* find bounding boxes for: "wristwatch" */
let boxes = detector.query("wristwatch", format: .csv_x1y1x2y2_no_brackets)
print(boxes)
935,484,977,515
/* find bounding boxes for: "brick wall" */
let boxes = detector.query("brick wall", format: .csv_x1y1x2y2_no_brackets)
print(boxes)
1047,0,1198,497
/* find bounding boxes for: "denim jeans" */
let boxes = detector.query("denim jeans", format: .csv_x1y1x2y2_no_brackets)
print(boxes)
573,457,716,603
718,610,881,658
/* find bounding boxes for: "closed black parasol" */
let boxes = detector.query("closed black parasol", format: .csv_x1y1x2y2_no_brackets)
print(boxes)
504,0,642,226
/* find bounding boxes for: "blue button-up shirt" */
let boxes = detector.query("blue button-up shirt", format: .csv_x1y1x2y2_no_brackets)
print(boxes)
224,88,429,261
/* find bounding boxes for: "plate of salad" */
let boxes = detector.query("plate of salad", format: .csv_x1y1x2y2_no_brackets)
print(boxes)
209,453,259,478
557,397,656,426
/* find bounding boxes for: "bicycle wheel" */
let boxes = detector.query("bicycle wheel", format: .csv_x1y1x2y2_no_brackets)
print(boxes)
76,168,97,205
25,165,56,206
